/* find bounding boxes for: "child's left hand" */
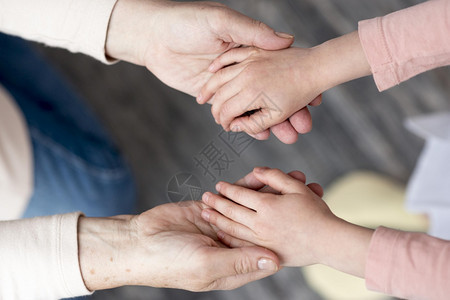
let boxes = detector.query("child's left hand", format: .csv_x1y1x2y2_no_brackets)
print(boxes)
197,47,324,140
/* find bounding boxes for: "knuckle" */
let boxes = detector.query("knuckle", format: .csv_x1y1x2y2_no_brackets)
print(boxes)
234,255,253,275
252,19,267,32
229,185,242,201
215,68,227,81
214,87,225,103
249,47,260,57
247,115,267,134
223,204,235,219
241,122,257,135
224,221,239,237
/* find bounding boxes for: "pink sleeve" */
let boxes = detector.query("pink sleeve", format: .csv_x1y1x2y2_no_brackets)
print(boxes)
365,227,450,300
358,0,450,91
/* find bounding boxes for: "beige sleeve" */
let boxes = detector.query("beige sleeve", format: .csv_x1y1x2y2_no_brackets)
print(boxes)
0,0,118,63
0,212,92,299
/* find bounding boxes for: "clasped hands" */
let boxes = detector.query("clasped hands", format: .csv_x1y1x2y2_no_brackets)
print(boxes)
107,0,322,145
79,168,342,292
95,0,373,293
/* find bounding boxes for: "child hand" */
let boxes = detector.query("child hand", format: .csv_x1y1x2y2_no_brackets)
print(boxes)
197,47,324,137
200,167,335,267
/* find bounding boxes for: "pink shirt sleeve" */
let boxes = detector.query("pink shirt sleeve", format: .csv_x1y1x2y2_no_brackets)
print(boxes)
358,0,450,91
366,227,450,300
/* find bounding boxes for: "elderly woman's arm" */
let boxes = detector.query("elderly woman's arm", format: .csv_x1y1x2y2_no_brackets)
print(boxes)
0,201,280,299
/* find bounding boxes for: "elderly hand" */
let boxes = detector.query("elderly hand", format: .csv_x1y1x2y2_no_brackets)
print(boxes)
78,201,279,292
105,0,314,144
106,0,293,97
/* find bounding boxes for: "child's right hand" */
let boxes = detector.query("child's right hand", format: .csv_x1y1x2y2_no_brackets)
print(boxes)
201,167,374,278
201,167,335,267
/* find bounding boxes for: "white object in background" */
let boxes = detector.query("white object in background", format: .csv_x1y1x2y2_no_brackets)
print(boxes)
406,112,450,240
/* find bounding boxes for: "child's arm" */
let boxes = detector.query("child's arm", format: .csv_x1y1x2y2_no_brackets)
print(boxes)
201,167,374,278
197,31,371,137
202,169,450,299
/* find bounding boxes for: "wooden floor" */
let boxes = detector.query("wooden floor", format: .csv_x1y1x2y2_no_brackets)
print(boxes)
36,0,449,299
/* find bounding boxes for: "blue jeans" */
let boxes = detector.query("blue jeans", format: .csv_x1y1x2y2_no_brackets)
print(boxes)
0,33,137,218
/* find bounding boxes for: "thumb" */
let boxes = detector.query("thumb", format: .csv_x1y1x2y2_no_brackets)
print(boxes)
213,9,294,50
209,246,279,290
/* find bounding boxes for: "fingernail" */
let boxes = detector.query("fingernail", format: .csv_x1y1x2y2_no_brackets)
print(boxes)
202,192,210,203
216,182,223,192
275,32,294,39
201,210,210,222
208,63,216,72
231,125,240,132
258,258,278,271
197,93,204,104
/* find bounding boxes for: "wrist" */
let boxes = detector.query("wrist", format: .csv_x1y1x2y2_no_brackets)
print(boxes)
105,0,167,65
312,31,372,92
78,215,136,291
316,218,374,278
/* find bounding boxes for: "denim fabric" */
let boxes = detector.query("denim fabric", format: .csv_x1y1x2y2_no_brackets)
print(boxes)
0,33,137,217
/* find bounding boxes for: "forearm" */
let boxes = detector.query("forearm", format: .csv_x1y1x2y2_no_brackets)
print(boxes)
105,0,167,65
312,31,372,93
78,215,136,291
0,0,117,63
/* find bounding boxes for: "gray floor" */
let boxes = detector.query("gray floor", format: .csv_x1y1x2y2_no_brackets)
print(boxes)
35,0,449,299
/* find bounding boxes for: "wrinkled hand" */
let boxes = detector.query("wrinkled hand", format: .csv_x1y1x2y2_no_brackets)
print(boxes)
79,201,280,292
128,201,280,291
106,0,312,144
107,0,294,97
